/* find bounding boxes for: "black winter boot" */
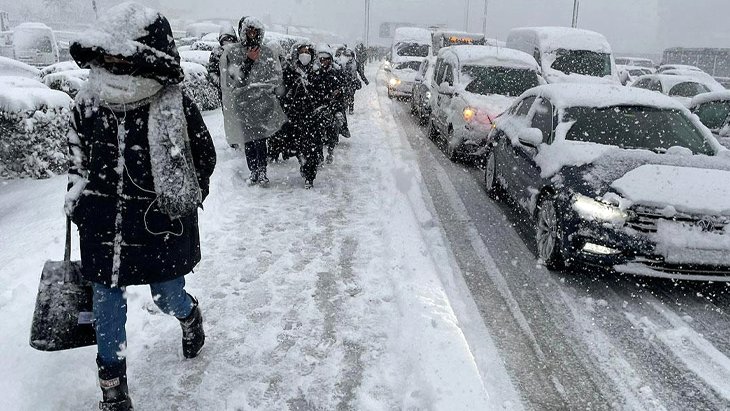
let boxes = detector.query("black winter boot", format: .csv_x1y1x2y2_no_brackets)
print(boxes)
179,295,205,359
97,357,133,411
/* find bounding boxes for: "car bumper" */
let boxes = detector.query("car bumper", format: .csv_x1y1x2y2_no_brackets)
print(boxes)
565,219,730,282
453,124,492,156
388,81,415,96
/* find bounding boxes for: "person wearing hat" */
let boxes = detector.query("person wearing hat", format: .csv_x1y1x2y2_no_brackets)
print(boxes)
65,3,216,409
208,25,238,99
220,16,286,187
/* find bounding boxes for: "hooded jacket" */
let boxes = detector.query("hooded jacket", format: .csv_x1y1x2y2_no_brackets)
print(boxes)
220,17,286,145
66,3,216,287
208,25,238,87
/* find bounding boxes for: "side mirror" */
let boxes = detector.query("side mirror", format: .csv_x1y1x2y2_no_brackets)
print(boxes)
517,128,543,148
439,82,455,96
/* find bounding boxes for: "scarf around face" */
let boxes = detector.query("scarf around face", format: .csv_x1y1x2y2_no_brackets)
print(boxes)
85,67,202,219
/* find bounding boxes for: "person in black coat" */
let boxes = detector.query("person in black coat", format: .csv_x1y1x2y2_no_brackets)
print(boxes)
316,48,347,164
282,43,337,188
65,3,216,410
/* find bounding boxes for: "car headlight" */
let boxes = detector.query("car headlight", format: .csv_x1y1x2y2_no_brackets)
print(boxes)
389,78,401,87
463,107,477,122
572,194,628,224
425,91,432,99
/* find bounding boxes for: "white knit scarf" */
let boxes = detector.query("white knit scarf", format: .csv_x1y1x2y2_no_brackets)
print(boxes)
87,67,202,219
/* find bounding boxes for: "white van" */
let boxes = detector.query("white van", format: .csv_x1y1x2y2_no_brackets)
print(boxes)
506,27,619,84
386,27,432,97
12,23,59,67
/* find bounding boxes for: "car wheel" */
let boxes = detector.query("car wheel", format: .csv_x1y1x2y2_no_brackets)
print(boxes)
484,150,499,195
387,88,394,99
428,118,439,140
535,195,565,270
445,128,458,162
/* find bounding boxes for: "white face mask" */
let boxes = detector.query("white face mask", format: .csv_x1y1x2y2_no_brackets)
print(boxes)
88,66,163,105
298,53,312,66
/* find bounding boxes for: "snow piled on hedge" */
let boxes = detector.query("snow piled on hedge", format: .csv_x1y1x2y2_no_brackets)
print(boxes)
0,76,72,179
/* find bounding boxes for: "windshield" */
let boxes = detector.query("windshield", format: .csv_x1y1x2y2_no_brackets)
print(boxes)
13,30,53,52
564,106,715,155
550,49,612,77
396,61,422,71
395,42,429,58
461,65,539,97
695,100,730,130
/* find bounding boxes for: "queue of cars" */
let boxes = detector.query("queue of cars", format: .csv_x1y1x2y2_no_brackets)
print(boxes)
390,25,730,282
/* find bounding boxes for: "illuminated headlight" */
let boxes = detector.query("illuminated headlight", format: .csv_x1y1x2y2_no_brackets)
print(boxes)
389,78,401,87
426,91,432,99
572,194,628,224
582,242,621,255
463,107,477,122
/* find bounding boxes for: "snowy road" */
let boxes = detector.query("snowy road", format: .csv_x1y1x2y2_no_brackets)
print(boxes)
383,77,730,409
1,66,520,410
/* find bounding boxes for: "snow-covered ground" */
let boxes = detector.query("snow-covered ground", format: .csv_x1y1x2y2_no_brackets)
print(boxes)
0,66,519,410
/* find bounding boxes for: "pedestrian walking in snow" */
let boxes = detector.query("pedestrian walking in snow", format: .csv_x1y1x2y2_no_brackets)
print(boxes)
340,47,369,114
65,3,216,410
208,25,238,99
220,16,286,187
316,47,346,164
282,43,337,188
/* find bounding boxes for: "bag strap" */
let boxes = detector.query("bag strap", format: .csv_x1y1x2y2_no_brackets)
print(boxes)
64,217,71,262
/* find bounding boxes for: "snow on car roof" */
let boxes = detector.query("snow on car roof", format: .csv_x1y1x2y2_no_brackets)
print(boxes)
660,64,702,71
439,45,539,70
691,91,730,107
393,27,431,44
0,76,49,89
525,83,687,110
644,74,710,90
511,26,612,53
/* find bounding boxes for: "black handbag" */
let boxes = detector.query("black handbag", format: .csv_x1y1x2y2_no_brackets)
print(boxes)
29,218,96,351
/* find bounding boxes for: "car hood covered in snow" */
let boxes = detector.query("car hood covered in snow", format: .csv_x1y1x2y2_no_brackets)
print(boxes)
461,91,516,120
557,148,730,215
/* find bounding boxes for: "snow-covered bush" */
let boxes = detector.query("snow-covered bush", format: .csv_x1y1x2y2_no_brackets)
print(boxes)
42,69,89,98
0,83,72,179
39,61,81,78
182,61,219,111
179,50,211,66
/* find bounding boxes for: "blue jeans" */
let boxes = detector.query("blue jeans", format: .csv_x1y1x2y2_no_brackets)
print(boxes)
93,277,194,365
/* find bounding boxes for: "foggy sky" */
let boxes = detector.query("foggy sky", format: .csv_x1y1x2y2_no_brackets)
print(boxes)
2,0,727,54
154,0,730,53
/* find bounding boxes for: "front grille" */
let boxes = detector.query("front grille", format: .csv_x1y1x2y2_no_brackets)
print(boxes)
626,208,729,234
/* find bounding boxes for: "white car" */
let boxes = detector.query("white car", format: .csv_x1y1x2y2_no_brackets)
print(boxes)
386,59,423,98
661,68,726,92
428,45,542,161
631,74,711,107
617,65,653,85
615,56,655,70
690,91,730,147
657,64,703,74
410,55,438,124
